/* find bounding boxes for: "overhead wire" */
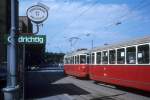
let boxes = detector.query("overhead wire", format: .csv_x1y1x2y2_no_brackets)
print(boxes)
46,0,150,52
50,0,100,41
63,0,100,31
110,0,150,36
48,0,101,52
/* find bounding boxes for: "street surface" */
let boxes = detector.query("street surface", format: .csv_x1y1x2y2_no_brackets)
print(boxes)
25,68,150,100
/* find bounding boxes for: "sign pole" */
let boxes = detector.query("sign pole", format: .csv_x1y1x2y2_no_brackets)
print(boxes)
22,44,26,100
3,0,19,100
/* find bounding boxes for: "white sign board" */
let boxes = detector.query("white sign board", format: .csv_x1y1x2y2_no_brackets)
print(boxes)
26,5,48,23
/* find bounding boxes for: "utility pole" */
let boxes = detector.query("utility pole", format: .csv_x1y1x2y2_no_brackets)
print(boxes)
3,0,19,100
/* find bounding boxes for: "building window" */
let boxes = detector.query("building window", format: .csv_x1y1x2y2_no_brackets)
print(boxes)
117,48,125,64
96,52,101,64
80,55,86,64
126,47,136,64
138,44,149,64
92,53,95,64
109,50,116,64
102,51,108,64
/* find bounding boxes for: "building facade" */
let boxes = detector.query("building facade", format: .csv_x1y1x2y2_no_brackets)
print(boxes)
18,16,46,68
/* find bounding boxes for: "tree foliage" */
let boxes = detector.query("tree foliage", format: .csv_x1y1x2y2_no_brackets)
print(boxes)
44,52,65,64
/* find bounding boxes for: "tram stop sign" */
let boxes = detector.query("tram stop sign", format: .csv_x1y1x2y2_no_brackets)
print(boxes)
17,35,46,44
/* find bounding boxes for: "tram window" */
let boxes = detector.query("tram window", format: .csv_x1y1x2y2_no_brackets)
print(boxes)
68,57,70,64
75,56,77,64
89,54,92,64
102,51,108,64
66,58,68,64
80,55,86,64
71,57,74,64
127,47,136,64
87,54,90,64
92,53,95,64
73,56,75,64
96,52,101,64
65,58,67,64
70,57,72,64
69,57,71,64
117,48,125,64
77,55,79,64
138,44,149,64
109,50,116,64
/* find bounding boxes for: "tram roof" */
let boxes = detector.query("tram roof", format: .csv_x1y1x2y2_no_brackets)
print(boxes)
65,49,89,57
92,36,150,52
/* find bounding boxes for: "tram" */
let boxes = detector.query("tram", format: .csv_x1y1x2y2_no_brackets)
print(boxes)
89,36,150,91
64,49,89,78
64,36,150,91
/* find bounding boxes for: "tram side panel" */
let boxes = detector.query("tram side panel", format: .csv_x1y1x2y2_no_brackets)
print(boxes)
89,65,150,92
64,64,89,78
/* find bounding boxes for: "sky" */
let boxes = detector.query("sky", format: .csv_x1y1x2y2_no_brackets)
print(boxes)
19,0,150,53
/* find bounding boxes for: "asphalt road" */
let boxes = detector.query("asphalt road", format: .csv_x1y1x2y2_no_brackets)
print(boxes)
25,69,150,100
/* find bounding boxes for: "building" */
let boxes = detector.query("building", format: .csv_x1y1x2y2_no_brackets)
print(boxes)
19,16,33,33
0,0,11,70
18,16,46,69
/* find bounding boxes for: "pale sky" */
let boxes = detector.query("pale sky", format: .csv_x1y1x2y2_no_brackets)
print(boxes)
19,0,150,53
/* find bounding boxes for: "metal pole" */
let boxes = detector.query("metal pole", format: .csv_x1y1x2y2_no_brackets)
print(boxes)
22,44,25,100
33,23,40,34
3,0,19,100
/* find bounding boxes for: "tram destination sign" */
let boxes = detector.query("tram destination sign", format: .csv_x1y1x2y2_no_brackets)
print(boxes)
17,35,46,44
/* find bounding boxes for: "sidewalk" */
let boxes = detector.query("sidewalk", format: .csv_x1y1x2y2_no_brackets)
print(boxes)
35,94,74,100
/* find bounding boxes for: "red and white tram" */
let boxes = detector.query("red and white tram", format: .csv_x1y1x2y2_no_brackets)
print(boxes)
64,49,89,78
64,36,150,92
89,36,150,91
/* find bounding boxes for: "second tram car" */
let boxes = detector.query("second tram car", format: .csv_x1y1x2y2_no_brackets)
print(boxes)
89,36,150,92
64,49,89,78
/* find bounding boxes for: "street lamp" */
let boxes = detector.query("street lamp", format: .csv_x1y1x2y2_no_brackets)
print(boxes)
3,0,19,100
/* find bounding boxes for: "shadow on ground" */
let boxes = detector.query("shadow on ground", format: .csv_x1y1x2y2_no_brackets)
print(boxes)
25,83,89,99
25,70,89,99
116,86,150,97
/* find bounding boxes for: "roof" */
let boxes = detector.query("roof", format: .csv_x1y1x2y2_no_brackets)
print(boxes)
64,36,150,57
64,49,89,57
92,36,150,52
